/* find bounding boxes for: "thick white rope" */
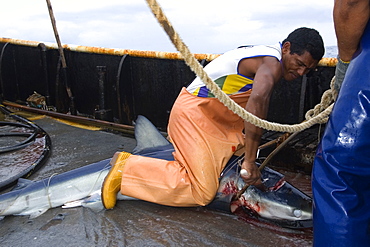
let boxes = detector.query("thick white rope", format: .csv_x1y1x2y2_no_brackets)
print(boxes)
145,0,334,133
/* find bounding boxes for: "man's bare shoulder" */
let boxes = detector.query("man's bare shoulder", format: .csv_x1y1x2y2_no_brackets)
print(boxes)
238,56,280,78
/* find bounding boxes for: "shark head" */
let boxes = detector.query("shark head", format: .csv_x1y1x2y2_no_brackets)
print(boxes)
212,156,313,228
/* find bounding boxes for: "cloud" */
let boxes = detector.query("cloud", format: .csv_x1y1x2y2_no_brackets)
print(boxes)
0,0,337,54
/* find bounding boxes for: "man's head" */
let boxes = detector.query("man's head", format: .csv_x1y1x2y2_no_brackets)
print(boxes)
281,27,325,81
283,27,325,60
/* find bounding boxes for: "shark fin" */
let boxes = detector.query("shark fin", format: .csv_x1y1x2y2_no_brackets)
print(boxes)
132,115,170,154
63,198,104,213
12,178,34,191
25,208,49,219
63,190,105,212
62,191,137,213
62,200,83,208
81,200,104,213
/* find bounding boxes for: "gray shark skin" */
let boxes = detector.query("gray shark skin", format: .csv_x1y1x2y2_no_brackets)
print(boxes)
0,159,111,219
0,115,313,228
0,159,137,219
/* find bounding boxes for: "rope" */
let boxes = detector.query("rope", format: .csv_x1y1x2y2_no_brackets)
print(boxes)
305,76,337,123
145,0,335,133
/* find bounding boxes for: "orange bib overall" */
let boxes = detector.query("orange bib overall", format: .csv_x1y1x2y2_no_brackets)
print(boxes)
120,88,251,207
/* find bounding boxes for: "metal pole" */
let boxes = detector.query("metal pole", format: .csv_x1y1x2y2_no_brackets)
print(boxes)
45,0,76,115
45,0,67,69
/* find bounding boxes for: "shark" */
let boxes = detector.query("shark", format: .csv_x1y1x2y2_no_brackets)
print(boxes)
0,115,313,228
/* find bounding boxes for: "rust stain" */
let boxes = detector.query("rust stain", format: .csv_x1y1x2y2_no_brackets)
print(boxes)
318,57,338,67
0,37,335,65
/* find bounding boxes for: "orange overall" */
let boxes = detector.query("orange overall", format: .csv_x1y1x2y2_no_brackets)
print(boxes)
120,88,251,207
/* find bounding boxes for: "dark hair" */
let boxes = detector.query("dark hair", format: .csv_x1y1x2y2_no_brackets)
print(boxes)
282,27,325,61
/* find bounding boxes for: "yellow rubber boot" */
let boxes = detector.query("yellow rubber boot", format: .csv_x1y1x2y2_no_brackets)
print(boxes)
101,151,131,209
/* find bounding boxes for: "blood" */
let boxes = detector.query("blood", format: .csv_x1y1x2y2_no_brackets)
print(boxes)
221,180,238,195
230,194,261,216
268,177,286,191
240,196,261,212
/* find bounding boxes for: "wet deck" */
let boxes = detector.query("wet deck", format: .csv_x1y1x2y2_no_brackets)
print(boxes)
0,111,313,246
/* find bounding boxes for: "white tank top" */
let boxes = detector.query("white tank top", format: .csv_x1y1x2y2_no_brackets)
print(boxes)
187,43,282,95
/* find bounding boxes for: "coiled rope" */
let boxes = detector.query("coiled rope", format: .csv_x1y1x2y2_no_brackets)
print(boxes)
145,0,335,133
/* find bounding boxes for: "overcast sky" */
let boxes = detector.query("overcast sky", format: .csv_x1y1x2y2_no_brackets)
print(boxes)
0,0,337,56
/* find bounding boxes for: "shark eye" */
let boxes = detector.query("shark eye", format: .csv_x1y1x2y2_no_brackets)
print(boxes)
293,209,302,218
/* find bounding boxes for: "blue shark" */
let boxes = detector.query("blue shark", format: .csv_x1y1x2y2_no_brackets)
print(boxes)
0,115,313,228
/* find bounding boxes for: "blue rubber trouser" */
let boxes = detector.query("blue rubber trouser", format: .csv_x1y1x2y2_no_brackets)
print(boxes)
312,22,370,246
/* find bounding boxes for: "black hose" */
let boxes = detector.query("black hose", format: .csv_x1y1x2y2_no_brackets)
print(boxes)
0,121,39,153
0,105,52,191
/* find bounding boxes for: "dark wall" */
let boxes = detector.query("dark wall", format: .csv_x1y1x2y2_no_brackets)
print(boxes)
0,42,334,131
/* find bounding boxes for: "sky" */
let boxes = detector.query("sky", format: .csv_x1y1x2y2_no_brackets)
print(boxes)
0,0,337,57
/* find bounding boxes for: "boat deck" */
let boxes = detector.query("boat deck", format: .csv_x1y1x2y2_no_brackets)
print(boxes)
0,110,313,246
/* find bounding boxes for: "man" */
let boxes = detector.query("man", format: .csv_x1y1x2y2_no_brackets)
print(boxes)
312,0,370,246
102,27,324,209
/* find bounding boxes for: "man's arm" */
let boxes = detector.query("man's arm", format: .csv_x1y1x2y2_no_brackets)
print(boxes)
240,57,281,185
334,0,370,62
333,0,369,91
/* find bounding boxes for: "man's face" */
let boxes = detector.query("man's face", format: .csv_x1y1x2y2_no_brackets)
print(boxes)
281,42,319,81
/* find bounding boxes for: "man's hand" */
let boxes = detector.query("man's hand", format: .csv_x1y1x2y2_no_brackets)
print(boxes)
334,56,350,92
240,160,262,185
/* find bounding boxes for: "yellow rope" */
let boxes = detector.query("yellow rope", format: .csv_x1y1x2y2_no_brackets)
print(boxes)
145,0,335,133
